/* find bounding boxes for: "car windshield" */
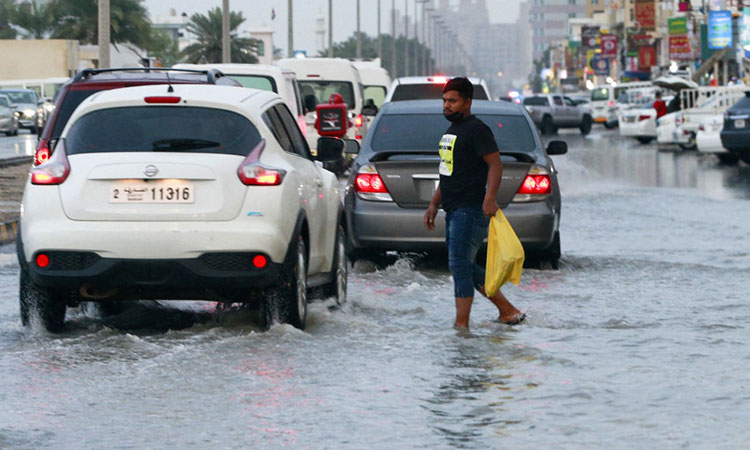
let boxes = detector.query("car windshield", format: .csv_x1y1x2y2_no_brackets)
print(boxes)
298,80,355,109
390,83,489,101
370,113,536,152
229,75,276,92
591,88,609,101
65,106,262,156
523,97,548,106
1,91,35,104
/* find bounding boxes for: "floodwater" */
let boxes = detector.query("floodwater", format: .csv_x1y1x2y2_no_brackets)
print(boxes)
1,130,749,449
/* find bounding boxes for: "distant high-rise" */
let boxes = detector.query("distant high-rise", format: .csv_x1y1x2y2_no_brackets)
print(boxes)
529,0,586,62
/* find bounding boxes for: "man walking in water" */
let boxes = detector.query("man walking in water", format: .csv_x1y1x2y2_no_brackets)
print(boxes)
424,77,525,330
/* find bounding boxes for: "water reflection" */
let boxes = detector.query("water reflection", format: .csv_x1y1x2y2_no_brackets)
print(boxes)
551,131,750,200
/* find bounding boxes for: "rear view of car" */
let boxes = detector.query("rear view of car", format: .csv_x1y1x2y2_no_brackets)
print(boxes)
345,100,566,268
384,76,491,102
18,84,347,332
720,91,750,164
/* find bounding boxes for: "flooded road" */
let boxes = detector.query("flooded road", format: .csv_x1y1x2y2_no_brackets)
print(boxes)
1,129,749,449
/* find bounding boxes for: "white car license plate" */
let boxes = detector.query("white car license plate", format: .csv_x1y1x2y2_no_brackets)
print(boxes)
735,119,745,128
110,181,195,203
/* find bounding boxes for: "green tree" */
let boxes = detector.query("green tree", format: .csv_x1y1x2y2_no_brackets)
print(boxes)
0,0,17,39
320,32,434,79
180,7,260,64
9,0,55,39
52,0,152,48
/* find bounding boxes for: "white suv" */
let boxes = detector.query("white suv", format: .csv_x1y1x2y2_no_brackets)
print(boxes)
17,84,349,332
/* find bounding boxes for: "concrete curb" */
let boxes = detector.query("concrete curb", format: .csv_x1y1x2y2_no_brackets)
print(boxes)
0,156,33,167
0,219,18,244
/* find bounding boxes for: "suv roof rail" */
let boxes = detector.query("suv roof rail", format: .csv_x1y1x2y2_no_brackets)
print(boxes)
72,67,227,84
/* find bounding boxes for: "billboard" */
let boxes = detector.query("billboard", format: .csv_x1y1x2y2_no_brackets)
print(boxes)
708,11,732,49
669,35,692,60
668,17,688,35
601,34,617,57
742,7,750,48
635,0,656,31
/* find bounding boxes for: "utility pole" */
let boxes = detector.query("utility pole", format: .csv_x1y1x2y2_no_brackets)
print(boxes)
391,0,397,76
414,0,419,75
97,0,110,68
221,0,230,63
404,0,409,76
356,0,362,58
377,0,382,61
288,0,294,58
328,0,333,57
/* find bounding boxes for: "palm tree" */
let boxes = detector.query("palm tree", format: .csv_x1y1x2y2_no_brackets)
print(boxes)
10,0,55,39
0,0,17,39
51,0,151,49
180,7,260,64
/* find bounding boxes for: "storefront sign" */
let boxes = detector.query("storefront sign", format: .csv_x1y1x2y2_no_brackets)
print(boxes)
678,0,691,12
601,34,617,57
668,17,688,35
669,35,692,60
582,26,600,49
741,8,750,48
638,46,656,70
635,0,656,31
708,11,733,49
592,57,610,75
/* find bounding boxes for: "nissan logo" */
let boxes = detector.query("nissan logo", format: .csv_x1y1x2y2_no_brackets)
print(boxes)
144,165,159,177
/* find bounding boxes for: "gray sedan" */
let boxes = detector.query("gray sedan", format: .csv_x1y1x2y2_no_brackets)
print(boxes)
344,99,567,268
0,94,19,136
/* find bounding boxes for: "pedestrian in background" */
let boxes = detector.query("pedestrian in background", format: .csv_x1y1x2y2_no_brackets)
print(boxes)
654,91,667,118
424,77,525,330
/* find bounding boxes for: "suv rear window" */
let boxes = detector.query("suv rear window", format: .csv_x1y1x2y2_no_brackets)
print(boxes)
390,84,489,101
523,97,548,106
591,87,609,101
229,75,277,92
298,80,355,109
65,106,261,156
370,114,535,152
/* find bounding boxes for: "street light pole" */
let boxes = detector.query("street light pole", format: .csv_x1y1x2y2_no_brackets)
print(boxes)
377,0,382,61
221,0,230,63
288,0,293,58
391,0,397,76
328,0,333,57
97,0,110,68
404,0,409,76
356,0,362,58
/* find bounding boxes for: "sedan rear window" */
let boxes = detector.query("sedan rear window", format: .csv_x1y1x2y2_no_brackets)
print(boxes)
391,84,489,101
65,106,261,156
370,114,536,152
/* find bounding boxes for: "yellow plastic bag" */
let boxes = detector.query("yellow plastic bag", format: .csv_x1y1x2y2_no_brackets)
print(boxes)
484,209,524,296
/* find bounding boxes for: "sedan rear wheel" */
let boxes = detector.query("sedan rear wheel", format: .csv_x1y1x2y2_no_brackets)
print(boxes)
322,225,348,305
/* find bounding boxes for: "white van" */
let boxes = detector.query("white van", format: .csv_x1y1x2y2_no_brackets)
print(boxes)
590,82,651,128
277,57,369,150
173,63,307,136
351,59,392,108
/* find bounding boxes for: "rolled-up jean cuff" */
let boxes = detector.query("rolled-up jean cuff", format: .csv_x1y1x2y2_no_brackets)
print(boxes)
446,207,490,298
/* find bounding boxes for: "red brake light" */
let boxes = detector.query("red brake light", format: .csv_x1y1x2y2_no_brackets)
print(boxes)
517,175,551,195
609,101,614,107
31,140,70,185
354,173,388,193
428,76,448,84
36,253,50,268
236,140,285,186
34,143,50,166
354,114,363,128
252,254,268,268
637,115,651,121
144,96,181,104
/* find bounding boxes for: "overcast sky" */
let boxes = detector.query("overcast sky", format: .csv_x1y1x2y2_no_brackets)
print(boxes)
144,0,522,57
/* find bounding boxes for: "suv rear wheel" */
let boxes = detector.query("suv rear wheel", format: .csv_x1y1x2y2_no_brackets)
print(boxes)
321,225,348,305
541,116,555,135
262,236,308,330
580,116,592,135
19,266,66,332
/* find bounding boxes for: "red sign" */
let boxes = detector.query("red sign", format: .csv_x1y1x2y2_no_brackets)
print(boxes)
678,0,690,12
601,34,618,57
635,0,656,31
638,46,656,69
669,35,692,60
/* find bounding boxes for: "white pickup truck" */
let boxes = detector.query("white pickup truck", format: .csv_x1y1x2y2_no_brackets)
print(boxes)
523,94,593,135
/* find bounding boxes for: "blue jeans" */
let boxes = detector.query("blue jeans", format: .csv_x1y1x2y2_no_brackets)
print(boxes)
445,206,490,298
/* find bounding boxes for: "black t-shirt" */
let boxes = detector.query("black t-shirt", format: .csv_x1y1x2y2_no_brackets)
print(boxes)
438,114,498,212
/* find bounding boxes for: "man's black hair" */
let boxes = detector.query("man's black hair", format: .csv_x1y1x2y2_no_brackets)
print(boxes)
443,77,473,99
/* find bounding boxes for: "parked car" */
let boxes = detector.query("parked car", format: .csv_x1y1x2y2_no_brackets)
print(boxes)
617,88,660,144
0,94,19,136
720,91,750,164
343,99,567,268
173,63,307,138
34,67,241,166
695,113,739,164
590,82,651,128
384,76,491,102
0,88,43,134
17,84,347,332
522,93,592,135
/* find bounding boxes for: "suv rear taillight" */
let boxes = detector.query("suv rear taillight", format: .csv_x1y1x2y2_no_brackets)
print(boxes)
34,140,51,166
354,164,392,201
638,115,651,121
512,166,551,202
354,114,364,139
31,139,70,185
237,140,285,186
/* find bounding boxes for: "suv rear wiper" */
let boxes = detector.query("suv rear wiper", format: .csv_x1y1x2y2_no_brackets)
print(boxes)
152,139,221,151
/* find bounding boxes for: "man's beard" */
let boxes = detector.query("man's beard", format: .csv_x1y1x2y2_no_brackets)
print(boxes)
444,111,464,122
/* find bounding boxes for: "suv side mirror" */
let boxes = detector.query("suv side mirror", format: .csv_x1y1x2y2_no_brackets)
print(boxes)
343,139,360,155
546,140,567,155
316,137,344,162
362,99,378,116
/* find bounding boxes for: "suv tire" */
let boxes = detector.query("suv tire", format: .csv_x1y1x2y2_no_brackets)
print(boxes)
579,116,592,135
541,116,555,135
19,266,66,332
678,132,697,151
716,153,739,165
262,236,308,330
321,225,348,305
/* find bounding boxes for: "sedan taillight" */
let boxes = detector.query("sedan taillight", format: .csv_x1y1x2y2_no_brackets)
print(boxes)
512,166,552,203
31,139,70,185
353,165,392,201
638,115,651,121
